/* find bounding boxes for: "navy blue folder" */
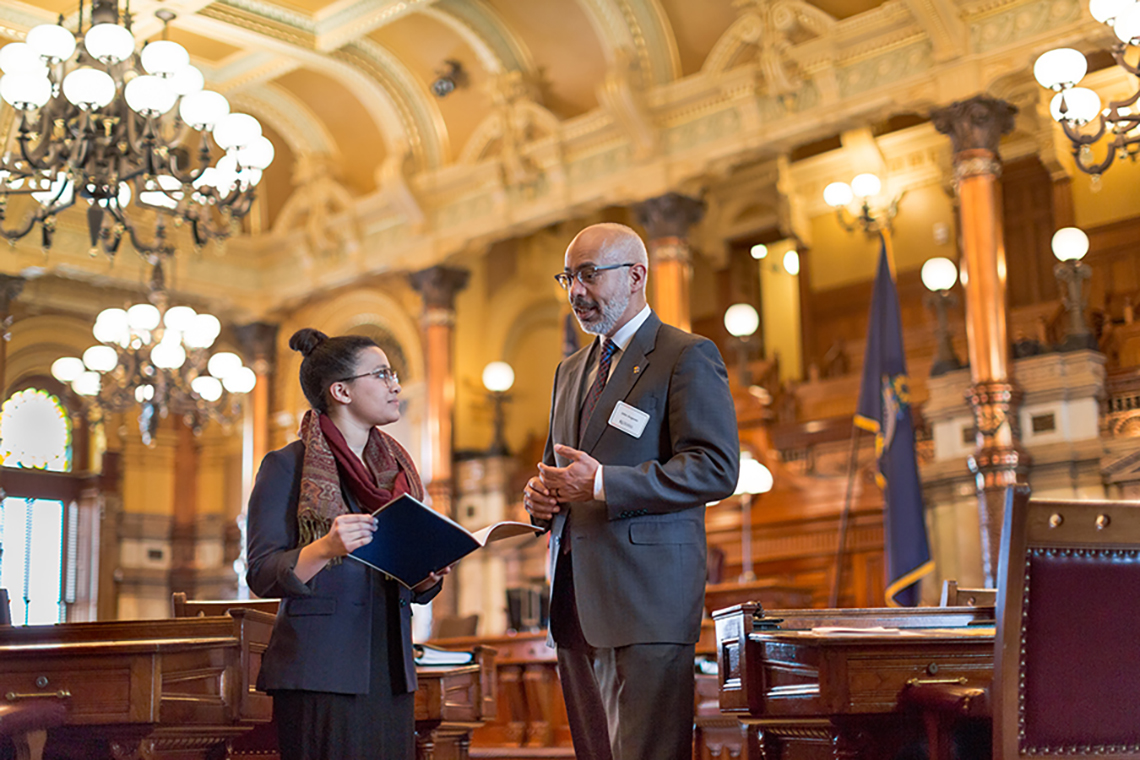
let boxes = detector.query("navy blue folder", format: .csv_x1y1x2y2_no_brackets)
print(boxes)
347,494,538,588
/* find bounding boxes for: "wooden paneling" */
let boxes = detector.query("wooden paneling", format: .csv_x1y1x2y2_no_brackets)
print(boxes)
1002,157,1057,309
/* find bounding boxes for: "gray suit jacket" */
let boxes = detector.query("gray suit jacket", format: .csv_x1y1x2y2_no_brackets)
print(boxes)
541,311,739,648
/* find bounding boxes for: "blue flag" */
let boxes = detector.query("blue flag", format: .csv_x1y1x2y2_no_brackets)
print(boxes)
854,238,933,607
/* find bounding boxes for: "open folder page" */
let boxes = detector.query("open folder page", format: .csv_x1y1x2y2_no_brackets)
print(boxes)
347,493,540,588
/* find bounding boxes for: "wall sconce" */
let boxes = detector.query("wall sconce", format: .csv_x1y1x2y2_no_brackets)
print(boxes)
920,257,967,376
724,303,760,387
1051,227,1099,351
823,172,904,235
482,361,515,456
734,453,774,582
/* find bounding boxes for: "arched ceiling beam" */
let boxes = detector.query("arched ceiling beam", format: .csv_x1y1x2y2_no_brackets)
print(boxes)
424,0,536,75
313,0,429,52
182,6,445,169
574,0,680,86
228,83,340,159
334,40,450,168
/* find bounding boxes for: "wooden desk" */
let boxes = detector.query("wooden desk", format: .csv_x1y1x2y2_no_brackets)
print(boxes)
713,603,995,760
0,610,274,759
431,631,573,757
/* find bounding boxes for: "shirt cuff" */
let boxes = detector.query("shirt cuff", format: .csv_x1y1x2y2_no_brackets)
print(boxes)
593,465,605,502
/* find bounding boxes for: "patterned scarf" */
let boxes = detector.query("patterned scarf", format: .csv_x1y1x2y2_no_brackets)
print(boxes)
297,410,425,556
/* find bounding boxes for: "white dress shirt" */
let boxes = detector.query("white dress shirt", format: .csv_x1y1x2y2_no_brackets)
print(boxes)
589,305,652,501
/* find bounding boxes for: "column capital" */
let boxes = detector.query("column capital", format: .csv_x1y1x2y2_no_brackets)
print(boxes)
931,96,1017,159
0,275,25,315
634,192,706,240
409,266,470,312
233,321,279,371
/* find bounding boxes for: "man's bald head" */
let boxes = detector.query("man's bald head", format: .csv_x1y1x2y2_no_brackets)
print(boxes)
563,223,649,336
566,223,649,269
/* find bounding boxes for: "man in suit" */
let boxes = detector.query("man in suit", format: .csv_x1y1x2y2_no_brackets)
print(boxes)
524,223,739,760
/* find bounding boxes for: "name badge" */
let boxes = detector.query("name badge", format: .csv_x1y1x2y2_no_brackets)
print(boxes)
608,401,650,438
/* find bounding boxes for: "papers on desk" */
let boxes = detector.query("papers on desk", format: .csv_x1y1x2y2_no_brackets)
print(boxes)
414,643,474,667
804,626,995,637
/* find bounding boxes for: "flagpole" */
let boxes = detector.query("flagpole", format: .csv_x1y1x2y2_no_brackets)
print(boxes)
880,225,897,280
828,420,861,607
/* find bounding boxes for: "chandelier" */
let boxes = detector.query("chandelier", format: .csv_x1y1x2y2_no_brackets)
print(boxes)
1033,0,1140,178
48,262,257,444
822,173,904,234
0,0,274,259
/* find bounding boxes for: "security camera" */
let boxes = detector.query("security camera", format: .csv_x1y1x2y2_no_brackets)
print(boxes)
431,60,467,99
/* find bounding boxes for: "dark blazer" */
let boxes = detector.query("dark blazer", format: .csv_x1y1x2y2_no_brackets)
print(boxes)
246,440,441,695
540,311,739,648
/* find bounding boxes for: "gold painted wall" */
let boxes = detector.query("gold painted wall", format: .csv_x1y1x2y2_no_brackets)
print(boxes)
760,241,804,382
1069,154,1140,230
807,184,958,292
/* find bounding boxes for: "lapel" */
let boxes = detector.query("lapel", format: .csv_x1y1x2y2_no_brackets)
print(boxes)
556,343,594,452
579,312,660,454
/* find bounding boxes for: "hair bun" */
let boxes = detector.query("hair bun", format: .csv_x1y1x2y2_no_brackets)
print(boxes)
289,328,328,357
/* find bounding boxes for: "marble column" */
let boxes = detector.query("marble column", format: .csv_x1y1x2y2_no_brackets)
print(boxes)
0,275,25,396
409,266,470,518
932,96,1030,585
634,193,706,332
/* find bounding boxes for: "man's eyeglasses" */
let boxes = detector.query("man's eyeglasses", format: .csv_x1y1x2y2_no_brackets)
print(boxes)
554,263,635,290
337,367,399,386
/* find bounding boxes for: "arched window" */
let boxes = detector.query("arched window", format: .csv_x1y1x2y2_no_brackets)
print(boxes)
0,389,74,625
0,388,73,471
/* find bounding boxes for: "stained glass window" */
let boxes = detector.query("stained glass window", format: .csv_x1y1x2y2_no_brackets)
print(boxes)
0,388,72,471
0,389,73,625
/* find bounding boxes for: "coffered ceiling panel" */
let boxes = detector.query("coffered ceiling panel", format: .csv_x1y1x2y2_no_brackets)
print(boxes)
484,0,607,118
659,0,739,77
369,12,485,163
273,67,386,196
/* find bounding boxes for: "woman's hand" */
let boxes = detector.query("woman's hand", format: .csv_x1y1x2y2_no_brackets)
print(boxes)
293,513,376,584
321,513,378,557
412,564,452,594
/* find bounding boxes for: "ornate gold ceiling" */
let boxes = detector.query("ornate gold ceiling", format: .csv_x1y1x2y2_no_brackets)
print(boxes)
0,0,1114,316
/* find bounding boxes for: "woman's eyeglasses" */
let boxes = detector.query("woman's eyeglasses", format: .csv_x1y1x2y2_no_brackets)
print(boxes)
337,367,399,386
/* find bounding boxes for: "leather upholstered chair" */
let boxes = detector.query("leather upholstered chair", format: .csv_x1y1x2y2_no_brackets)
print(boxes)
994,485,1140,760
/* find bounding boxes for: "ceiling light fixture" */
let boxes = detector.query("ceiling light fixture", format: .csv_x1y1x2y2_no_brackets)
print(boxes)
0,1,274,261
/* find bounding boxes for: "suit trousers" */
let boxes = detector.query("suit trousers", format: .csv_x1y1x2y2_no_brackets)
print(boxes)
550,550,696,760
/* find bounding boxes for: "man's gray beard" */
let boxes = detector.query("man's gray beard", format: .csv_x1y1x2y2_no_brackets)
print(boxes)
576,288,630,336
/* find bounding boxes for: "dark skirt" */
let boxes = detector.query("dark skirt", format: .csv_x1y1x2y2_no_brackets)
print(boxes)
272,581,415,760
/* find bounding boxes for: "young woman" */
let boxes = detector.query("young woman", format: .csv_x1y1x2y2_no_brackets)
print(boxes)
246,328,447,760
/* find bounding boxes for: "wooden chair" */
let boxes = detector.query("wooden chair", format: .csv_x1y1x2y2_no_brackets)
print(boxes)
0,701,67,760
940,580,997,608
994,485,1140,760
171,592,280,618
432,613,479,639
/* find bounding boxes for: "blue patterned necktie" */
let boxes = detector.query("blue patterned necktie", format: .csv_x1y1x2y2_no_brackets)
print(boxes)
579,338,617,441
